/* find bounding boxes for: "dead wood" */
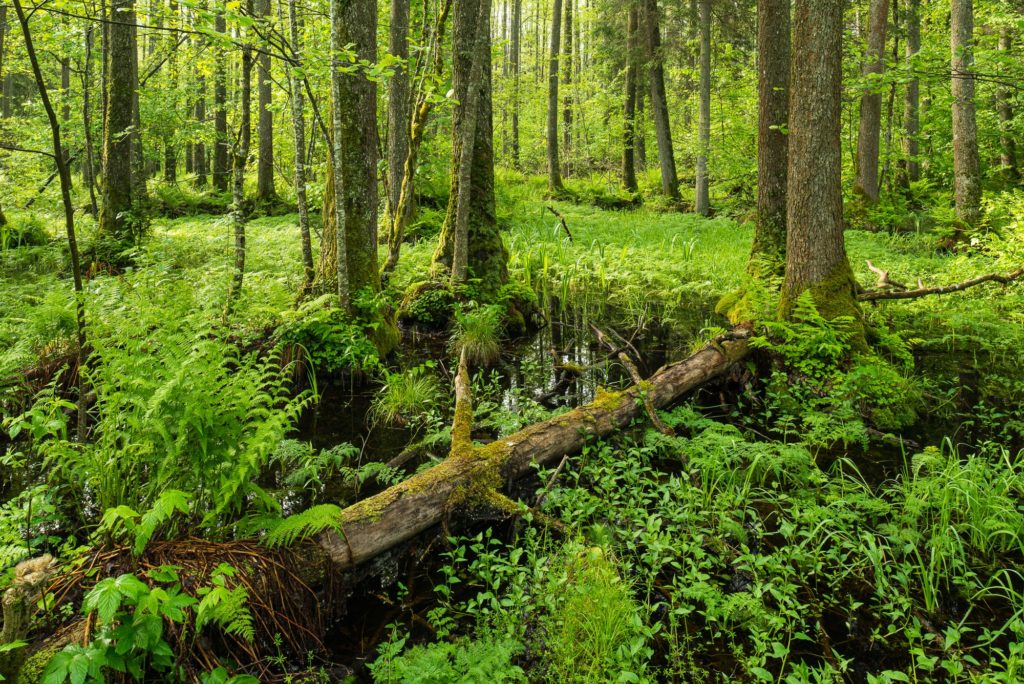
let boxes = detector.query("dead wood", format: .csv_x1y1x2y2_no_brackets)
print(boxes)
317,325,752,570
591,324,674,435
546,205,574,241
858,264,1024,301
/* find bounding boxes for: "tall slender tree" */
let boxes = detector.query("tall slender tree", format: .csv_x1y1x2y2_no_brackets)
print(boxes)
951,0,981,228
996,28,1019,183
749,0,790,278
510,0,521,168
694,0,711,215
213,6,229,192
546,0,564,193
854,0,890,204
642,0,679,200
386,0,411,226
287,0,314,293
899,0,920,187
622,5,639,193
783,0,863,341
254,0,276,202
561,0,573,176
226,0,254,313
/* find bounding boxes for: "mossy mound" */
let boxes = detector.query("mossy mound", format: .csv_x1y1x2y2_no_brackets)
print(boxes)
399,280,457,331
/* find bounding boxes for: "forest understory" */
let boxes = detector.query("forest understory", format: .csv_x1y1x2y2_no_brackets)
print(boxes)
2,0,1024,681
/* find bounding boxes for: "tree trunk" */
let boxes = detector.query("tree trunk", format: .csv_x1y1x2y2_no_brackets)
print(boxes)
694,0,711,215
561,0,572,176
854,0,889,204
317,328,752,569
431,0,508,293
255,0,275,202
213,7,229,192
899,0,920,188
996,29,1019,184
318,0,381,310
163,0,178,184
951,0,981,228
782,0,863,339
98,0,137,243
642,0,679,200
193,78,208,187
287,0,314,293
226,1,254,314
636,88,646,169
546,0,564,193
749,0,790,279
510,0,521,168
386,0,411,226
622,6,638,193
129,16,146,200
82,24,100,216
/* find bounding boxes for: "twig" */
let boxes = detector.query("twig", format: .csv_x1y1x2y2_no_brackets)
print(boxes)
865,260,906,291
591,324,674,436
858,266,1024,301
546,205,574,242
534,454,570,508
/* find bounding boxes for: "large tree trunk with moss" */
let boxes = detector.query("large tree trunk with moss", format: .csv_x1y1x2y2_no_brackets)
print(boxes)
97,0,137,243
317,327,752,569
854,0,889,204
213,7,229,193
642,0,679,201
749,0,789,279
898,0,920,188
951,0,981,228
430,0,508,293
314,0,382,307
622,6,639,193
694,0,711,215
996,29,1019,184
546,0,564,193
782,0,863,338
254,0,275,203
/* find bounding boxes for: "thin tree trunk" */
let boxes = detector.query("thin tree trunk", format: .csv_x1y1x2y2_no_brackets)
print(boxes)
129,15,146,199
951,0,981,228
82,24,100,216
194,78,208,187
996,29,1019,184
636,88,646,169
694,0,711,215
227,2,254,314
287,0,314,293
163,0,178,183
213,7,229,192
255,0,275,202
327,0,350,310
749,0,790,278
386,0,411,226
13,0,89,439
546,0,564,192
510,0,521,168
642,0,678,200
854,0,889,204
782,0,863,340
899,0,920,187
622,6,638,193
561,0,572,176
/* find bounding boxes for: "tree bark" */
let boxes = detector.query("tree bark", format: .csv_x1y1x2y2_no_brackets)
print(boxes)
226,0,254,314
431,0,508,292
98,0,137,243
996,29,1019,184
255,0,275,202
854,0,889,204
899,0,920,188
318,327,752,569
622,6,639,193
319,0,380,310
782,0,863,337
951,0,981,228
129,15,146,200
642,0,679,200
213,7,229,192
695,0,711,215
561,0,572,176
287,0,314,294
510,0,521,168
546,0,564,193
82,24,100,216
386,0,411,227
193,77,208,187
749,0,789,279
163,0,179,184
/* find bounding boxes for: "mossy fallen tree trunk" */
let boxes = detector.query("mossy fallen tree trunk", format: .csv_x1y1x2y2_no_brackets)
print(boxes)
317,325,752,569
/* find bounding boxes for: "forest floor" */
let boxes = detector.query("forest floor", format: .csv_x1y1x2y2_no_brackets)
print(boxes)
2,179,1024,682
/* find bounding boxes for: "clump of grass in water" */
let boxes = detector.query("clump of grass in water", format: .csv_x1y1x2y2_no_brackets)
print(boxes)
450,305,504,367
370,362,442,428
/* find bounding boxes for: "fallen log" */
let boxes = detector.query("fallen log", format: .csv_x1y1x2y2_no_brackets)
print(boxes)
858,264,1024,301
318,325,752,569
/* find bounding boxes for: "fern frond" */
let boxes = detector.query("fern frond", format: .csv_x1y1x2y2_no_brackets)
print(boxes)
262,504,344,548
